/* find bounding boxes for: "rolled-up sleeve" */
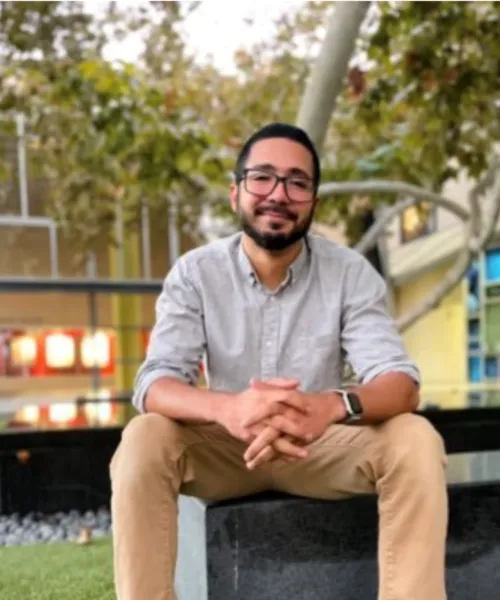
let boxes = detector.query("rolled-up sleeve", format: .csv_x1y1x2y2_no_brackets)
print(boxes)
132,256,206,413
341,256,420,386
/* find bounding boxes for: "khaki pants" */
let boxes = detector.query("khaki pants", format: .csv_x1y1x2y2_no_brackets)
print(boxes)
110,412,448,600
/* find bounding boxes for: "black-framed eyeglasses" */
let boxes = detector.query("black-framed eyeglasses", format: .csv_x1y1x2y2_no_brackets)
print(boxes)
239,168,315,203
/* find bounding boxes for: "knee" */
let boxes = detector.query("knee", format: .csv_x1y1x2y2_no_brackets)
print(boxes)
378,413,447,476
110,413,182,486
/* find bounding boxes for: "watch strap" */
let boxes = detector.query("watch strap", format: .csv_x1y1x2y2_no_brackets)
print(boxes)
330,388,362,423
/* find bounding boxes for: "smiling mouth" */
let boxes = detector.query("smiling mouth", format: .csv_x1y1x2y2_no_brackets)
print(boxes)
263,211,288,219
257,209,294,221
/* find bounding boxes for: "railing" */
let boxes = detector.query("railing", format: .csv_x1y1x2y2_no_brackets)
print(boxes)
0,112,180,282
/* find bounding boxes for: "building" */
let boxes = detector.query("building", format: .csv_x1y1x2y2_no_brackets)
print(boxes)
0,115,199,408
313,168,500,409
386,172,500,409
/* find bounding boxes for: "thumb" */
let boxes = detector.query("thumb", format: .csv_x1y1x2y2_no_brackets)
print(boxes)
250,378,264,389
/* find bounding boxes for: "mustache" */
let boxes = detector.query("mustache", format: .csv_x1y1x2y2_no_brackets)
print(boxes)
254,204,297,220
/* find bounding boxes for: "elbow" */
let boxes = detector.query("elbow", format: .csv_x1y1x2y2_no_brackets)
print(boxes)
402,373,420,413
408,386,420,412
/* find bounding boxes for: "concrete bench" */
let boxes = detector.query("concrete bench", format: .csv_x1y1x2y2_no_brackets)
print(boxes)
175,478,500,600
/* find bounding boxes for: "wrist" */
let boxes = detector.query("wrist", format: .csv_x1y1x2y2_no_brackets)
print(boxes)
208,391,234,424
319,392,348,424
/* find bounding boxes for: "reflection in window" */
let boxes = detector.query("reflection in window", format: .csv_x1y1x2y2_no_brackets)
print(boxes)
400,202,435,243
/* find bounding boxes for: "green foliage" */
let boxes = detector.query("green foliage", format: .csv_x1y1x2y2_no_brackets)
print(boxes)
0,0,498,247
178,1,333,224
314,0,500,240
333,1,500,184
0,2,224,251
0,1,104,62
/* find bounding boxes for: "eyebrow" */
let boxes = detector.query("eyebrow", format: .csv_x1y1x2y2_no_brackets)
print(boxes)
248,163,313,179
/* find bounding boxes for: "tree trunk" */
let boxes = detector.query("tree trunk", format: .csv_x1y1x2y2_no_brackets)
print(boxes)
296,1,371,152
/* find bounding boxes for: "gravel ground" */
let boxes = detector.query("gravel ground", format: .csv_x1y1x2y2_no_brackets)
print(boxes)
0,507,112,547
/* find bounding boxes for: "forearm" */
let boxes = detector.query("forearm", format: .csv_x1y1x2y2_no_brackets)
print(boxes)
144,377,233,424
325,372,420,425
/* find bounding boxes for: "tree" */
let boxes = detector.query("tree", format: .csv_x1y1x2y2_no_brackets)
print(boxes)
173,2,332,154
0,1,225,255
314,1,500,223
1,60,223,252
180,0,335,228
0,1,104,64
2,0,500,321
296,1,371,151
297,1,500,331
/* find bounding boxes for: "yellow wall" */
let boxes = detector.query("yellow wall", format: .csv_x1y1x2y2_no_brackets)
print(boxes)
395,261,468,408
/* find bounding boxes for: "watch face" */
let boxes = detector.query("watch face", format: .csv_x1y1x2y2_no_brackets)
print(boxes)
347,392,363,415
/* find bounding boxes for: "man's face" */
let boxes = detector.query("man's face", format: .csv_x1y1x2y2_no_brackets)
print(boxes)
230,137,317,251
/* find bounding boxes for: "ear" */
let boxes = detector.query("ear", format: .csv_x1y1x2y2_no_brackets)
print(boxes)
229,183,238,213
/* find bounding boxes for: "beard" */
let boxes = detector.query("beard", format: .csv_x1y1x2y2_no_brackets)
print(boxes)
238,200,315,252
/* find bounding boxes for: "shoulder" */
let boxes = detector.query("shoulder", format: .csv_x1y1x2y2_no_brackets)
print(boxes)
308,234,385,288
308,234,371,269
176,232,241,278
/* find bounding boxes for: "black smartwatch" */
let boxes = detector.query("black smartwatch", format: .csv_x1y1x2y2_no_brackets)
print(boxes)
331,389,363,423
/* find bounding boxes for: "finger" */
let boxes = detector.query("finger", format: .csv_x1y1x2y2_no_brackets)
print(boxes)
246,445,277,470
271,435,298,462
242,397,284,428
242,390,310,429
244,426,280,463
277,392,311,415
245,422,268,443
273,436,308,460
268,414,313,442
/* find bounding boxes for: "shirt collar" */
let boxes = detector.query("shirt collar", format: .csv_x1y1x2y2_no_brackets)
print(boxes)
237,233,310,288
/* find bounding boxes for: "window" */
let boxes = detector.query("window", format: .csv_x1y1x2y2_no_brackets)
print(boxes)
400,202,436,244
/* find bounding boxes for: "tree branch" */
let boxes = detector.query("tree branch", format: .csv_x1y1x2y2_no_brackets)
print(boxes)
481,178,500,248
296,1,371,152
396,248,471,332
314,167,500,333
318,180,470,221
317,179,470,255
477,156,500,247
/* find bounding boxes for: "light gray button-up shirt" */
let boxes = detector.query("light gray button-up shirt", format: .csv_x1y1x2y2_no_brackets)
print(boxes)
132,232,420,412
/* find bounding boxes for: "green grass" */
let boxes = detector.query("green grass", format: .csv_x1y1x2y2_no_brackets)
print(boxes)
0,537,115,600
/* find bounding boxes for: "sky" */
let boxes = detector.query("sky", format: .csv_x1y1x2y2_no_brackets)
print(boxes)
95,0,308,74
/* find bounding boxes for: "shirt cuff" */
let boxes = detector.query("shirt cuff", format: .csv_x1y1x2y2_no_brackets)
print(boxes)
361,363,421,388
132,368,188,413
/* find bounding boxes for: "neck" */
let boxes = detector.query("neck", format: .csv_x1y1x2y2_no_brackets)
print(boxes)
242,234,304,290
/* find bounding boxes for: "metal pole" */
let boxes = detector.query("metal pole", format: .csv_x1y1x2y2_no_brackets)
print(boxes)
168,198,180,267
15,113,29,218
141,202,152,279
86,251,97,279
0,215,53,227
115,202,125,278
86,253,101,393
48,223,59,278
87,291,101,393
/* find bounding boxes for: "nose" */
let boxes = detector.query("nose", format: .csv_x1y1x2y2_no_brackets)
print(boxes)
268,179,288,203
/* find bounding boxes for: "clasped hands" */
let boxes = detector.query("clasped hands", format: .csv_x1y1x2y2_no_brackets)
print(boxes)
218,377,345,471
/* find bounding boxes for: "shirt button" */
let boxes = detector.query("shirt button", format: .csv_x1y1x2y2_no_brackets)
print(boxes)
266,341,272,347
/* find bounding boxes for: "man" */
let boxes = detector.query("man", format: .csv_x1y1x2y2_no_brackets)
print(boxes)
110,123,448,600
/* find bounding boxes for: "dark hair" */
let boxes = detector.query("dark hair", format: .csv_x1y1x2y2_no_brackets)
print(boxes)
234,122,321,189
